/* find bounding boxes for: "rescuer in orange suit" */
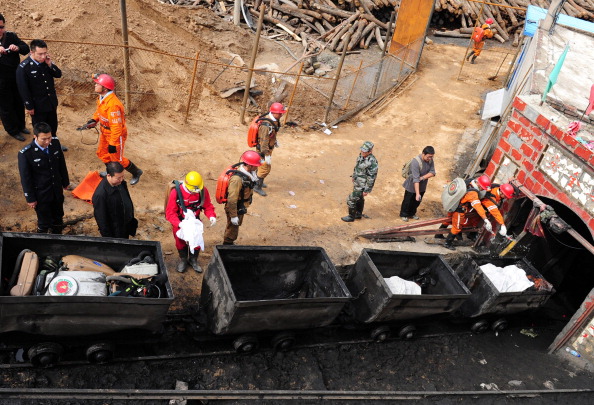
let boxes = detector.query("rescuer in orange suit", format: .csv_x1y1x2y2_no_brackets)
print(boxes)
80,73,143,185
440,175,493,250
466,18,494,64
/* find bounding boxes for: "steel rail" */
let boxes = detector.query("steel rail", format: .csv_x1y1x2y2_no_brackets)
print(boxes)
0,387,591,400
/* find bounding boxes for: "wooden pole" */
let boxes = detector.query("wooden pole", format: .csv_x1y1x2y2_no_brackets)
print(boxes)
457,2,485,81
185,52,201,123
119,0,131,113
283,62,304,125
324,33,351,124
240,4,266,125
344,60,363,110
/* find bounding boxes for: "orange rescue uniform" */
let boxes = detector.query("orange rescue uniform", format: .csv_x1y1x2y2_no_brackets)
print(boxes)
471,25,494,57
481,186,505,226
93,92,129,168
445,190,488,235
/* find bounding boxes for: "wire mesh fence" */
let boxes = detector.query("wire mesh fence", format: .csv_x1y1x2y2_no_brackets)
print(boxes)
457,44,517,84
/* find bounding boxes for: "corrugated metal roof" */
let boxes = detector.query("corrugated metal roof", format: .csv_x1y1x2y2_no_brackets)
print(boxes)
524,5,594,37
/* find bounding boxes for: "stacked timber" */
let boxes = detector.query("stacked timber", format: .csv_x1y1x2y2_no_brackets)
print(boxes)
162,0,594,52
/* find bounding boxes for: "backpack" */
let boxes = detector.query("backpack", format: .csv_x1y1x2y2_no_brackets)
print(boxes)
471,27,485,43
163,180,204,214
401,156,423,179
247,114,278,147
441,178,467,212
216,163,251,204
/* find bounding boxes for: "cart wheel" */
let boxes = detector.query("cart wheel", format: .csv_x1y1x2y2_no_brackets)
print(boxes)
85,342,115,364
271,332,296,352
398,325,417,340
233,334,259,354
491,318,508,332
471,320,490,334
370,326,391,342
27,343,63,368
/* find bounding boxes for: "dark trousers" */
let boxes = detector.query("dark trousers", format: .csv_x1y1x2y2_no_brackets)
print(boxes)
35,196,65,232
399,190,425,217
0,78,26,136
31,109,58,136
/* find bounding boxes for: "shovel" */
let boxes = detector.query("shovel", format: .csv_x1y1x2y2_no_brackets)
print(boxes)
498,230,526,257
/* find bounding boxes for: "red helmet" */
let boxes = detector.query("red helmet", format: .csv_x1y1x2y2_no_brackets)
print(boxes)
485,18,494,25
269,102,287,115
240,150,262,167
499,183,515,199
476,174,491,190
93,73,115,90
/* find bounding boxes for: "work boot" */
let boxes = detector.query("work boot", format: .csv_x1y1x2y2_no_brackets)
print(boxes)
9,132,25,141
51,223,64,235
341,208,356,223
188,251,203,273
253,177,267,196
355,200,368,219
261,180,267,189
471,55,477,64
444,232,456,251
434,224,448,239
222,241,234,245
125,161,143,185
176,249,188,273
466,51,474,61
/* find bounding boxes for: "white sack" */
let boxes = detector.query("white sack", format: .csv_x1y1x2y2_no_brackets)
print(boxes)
176,210,204,254
480,263,534,293
384,275,422,295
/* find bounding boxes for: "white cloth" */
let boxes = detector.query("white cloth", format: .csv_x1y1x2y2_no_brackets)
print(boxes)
264,155,272,165
239,165,258,182
479,263,534,292
384,276,422,295
209,217,217,227
483,219,493,233
230,217,239,226
175,210,204,254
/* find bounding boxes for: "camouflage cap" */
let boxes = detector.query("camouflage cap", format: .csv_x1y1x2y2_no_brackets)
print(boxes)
360,141,374,152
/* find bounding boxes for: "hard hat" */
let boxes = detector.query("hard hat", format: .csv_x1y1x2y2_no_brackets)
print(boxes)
499,183,515,199
360,141,374,152
485,18,494,25
476,174,491,190
93,73,115,91
184,171,204,192
240,150,262,167
269,102,287,114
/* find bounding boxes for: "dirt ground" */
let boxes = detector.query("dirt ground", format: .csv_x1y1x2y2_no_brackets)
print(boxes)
0,0,503,308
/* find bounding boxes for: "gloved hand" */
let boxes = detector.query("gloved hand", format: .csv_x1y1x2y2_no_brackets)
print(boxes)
86,119,97,128
499,225,507,236
108,144,117,154
230,217,239,226
209,217,217,227
483,219,493,233
264,155,272,165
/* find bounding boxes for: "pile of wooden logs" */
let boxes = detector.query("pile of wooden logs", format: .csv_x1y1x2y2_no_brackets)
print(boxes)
163,0,594,52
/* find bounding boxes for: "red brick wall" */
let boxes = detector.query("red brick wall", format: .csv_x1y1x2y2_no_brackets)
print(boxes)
486,96,594,237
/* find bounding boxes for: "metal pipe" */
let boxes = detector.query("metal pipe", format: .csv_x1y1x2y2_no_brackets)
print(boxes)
323,32,351,124
240,4,266,124
119,0,131,112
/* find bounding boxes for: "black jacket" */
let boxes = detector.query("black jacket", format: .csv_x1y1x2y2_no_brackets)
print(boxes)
92,177,137,239
0,31,29,78
18,138,69,203
15,55,61,112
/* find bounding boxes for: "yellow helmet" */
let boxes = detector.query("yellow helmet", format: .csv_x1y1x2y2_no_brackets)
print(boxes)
184,171,203,192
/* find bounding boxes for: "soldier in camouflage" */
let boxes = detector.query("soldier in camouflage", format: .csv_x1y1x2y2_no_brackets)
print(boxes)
341,141,379,222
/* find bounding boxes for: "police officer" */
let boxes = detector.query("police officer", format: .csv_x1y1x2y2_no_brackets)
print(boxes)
18,122,70,233
342,141,379,222
0,13,30,141
16,39,67,151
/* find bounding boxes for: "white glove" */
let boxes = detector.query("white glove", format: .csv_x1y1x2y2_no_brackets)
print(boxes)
209,217,217,227
275,140,280,148
499,225,507,236
230,217,239,226
483,219,493,233
264,155,272,165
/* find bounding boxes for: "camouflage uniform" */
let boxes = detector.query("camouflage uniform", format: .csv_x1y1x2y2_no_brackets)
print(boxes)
342,141,378,222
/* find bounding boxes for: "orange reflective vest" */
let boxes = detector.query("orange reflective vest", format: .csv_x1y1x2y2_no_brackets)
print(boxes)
93,92,127,146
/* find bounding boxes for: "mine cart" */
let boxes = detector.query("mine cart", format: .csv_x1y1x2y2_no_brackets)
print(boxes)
200,245,351,352
454,256,555,333
0,232,173,366
344,248,471,341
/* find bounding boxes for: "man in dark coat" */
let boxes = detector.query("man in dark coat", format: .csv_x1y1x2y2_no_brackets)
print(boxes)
18,122,70,233
92,161,137,239
0,13,30,141
16,39,67,150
